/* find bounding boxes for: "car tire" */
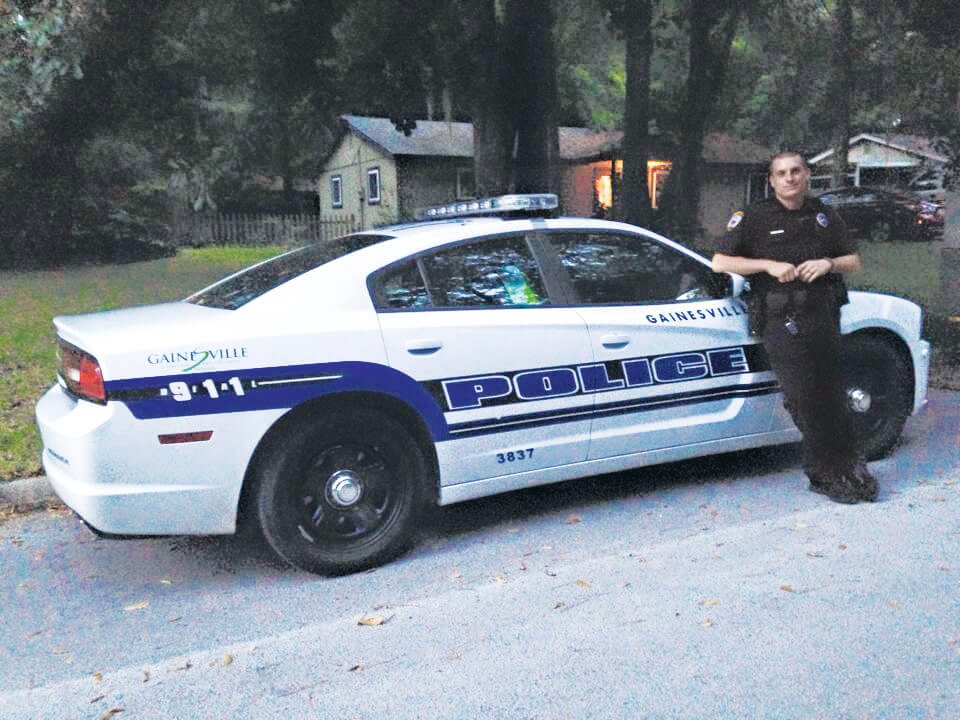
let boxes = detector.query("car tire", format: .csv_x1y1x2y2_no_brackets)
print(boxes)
252,407,427,575
868,218,893,242
839,334,913,460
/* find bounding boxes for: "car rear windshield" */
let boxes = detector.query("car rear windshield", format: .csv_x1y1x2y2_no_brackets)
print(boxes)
187,234,391,309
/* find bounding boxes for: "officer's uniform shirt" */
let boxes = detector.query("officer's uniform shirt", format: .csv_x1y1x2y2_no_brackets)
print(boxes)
717,196,858,311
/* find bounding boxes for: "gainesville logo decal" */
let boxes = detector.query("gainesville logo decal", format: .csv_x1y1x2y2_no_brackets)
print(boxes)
147,347,248,372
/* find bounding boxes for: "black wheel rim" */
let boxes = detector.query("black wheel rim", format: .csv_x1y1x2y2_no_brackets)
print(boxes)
292,442,399,546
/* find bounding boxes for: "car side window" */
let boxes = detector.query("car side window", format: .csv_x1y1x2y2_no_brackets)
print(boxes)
371,259,430,310
547,232,720,305
420,235,549,308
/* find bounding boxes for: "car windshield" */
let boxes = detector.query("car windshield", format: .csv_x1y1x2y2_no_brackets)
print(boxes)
187,234,390,309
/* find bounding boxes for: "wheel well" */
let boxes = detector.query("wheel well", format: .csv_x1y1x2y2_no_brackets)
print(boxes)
844,327,915,406
236,392,441,533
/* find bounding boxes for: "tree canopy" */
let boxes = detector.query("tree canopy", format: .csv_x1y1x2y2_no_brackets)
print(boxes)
1,0,956,267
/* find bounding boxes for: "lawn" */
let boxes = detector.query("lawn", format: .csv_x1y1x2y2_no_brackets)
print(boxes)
0,239,956,482
0,246,284,481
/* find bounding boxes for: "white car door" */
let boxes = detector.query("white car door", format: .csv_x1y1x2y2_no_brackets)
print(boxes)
372,232,594,487
542,230,780,461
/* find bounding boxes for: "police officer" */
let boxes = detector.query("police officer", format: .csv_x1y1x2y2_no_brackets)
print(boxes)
712,151,877,503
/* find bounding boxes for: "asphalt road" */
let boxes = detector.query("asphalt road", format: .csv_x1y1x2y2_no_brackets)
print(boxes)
1,391,958,719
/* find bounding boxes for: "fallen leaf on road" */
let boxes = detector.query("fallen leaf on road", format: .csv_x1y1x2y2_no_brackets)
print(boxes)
792,523,809,530
93,672,102,683
700,599,720,607
554,602,565,610
358,615,384,626
222,654,233,667
493,573,507,584
90,695,105,704
140,671,149,683
348,663,361,672
566,514,582,524
544,568,557,577
837,544,847,550
99,710,123,720
576,579,591,589
168,616,182,623
700,619,714,628
541,545,553,551
518,561,527,571
780,585,795,593
806,550,825,558
887,602,901,609
124,601,149,612
170,660,192,672
448,570,463,581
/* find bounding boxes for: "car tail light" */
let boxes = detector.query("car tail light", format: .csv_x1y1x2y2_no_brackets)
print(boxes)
58,339,106,404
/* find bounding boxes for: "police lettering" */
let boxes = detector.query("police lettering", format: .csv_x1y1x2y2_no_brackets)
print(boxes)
441,345,753,410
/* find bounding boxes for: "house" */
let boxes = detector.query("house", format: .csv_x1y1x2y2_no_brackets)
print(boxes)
808,133,948,197
318,114,772,238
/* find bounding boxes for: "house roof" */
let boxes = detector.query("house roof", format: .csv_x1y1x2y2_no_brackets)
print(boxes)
338,115,769,165
808,133,948,165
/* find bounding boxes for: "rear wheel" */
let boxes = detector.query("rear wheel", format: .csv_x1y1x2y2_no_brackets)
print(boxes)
839,334,913,460
252,408,427,575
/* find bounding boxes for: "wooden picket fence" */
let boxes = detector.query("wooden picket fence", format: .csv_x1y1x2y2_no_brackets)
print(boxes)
176,213,357,247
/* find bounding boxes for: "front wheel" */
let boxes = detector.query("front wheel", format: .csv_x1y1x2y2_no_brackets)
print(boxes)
839,334,913,460
252,408,427,575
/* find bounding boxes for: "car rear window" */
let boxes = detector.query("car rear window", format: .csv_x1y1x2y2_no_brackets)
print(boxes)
187,234,391,309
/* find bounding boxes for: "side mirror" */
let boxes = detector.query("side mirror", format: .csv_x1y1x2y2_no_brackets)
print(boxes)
709,271,747,298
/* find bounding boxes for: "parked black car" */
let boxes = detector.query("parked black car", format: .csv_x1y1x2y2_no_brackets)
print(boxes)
815,186,929,242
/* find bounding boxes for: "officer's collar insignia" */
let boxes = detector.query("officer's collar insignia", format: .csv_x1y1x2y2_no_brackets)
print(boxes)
727,211,744,231
816,212,829,227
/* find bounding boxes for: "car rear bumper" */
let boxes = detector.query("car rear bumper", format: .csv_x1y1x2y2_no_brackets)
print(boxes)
35,384,275,535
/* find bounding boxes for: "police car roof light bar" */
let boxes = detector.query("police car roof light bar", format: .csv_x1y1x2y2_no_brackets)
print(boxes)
415,193,558,221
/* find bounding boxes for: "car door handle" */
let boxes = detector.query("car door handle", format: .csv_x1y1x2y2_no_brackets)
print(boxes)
404,339,443,355
600,334,630,349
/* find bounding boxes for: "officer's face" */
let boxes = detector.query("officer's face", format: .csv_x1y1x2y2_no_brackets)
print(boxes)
769,155,810,206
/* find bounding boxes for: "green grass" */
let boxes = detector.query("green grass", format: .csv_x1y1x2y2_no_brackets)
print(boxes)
1,239,956,482
0,246,284,481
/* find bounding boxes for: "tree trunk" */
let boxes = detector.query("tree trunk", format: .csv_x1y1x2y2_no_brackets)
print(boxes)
621,0,653,226
829,0,853,188
661,0,742,244
505,0,560,197
470,0,513,196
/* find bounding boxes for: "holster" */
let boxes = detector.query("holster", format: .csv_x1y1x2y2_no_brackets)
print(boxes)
744,288,765,336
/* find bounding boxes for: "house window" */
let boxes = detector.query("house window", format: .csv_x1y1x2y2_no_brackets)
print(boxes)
457,167,476,199
367,167,381,205
330,175,343,208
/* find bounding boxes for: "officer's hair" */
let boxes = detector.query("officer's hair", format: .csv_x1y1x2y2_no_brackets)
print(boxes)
768,151,808,176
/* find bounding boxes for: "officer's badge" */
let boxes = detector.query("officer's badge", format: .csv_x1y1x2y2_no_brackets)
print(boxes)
816,212,829,227
726,211,744,231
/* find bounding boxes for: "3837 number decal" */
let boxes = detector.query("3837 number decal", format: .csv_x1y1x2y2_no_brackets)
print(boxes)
496,448,534,464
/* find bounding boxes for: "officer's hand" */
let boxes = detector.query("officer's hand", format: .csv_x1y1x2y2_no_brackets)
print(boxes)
797,258,831,283
766,261,797,283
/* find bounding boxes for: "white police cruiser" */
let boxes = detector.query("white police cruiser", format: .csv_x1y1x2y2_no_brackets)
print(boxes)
35,194,930,574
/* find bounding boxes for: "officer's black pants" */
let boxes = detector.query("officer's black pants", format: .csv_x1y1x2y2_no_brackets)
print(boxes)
762,309,858,480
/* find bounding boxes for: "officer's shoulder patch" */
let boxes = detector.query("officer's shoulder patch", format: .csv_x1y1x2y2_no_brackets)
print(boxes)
816,212,829,227
726,211,745,231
